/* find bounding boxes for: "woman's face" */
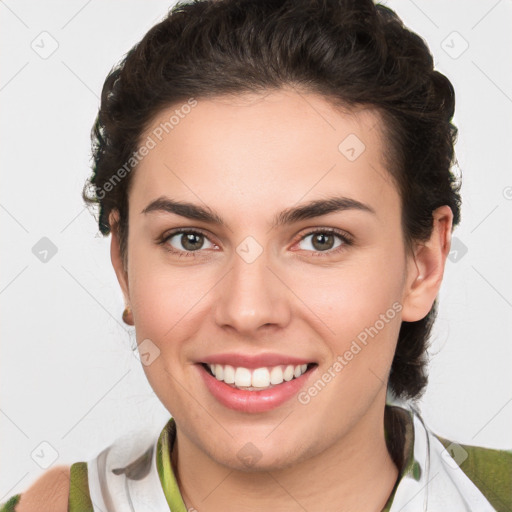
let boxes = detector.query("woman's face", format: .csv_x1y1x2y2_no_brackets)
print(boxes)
112,88,427,470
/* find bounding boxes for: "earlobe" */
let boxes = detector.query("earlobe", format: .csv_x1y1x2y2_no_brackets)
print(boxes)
109,210,131,305
401,206,453,322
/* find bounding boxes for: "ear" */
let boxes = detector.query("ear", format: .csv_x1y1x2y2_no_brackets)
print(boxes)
401,205,453,322
109,210,130,306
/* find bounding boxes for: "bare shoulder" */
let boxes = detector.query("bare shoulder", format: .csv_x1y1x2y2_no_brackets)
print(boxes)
16,465,70,512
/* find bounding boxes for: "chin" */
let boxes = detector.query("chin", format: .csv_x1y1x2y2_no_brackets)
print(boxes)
201,431,313,473
219,447,308,473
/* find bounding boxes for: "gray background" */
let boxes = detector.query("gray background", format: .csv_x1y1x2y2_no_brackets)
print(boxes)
1,0,511,496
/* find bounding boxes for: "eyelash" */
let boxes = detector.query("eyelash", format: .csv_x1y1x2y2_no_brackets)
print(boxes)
157,227,354,259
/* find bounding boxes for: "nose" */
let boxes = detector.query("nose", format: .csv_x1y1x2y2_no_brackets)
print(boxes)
213,248,292,337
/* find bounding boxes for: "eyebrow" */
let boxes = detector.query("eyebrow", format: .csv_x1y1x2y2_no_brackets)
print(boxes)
141,195,376,228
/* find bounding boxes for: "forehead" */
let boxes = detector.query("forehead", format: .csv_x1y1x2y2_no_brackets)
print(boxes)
130,89,399,226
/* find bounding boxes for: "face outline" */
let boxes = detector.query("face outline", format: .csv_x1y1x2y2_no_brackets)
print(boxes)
109,87,452,472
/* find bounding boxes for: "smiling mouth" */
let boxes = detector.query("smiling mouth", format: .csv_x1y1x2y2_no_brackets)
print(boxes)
200,362,318,391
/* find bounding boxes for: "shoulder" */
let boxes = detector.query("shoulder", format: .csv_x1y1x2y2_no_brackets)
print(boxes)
10,465,70,512
436,435,512,512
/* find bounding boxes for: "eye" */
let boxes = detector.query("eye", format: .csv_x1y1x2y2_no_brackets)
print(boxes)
159,229,216,256
295,228,353,255
157,227,353,258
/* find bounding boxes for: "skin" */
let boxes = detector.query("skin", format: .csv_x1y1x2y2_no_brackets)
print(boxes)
110,87,452,512
16,466,70,512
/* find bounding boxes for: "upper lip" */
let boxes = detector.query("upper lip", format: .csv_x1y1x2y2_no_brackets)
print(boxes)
199,353,315,369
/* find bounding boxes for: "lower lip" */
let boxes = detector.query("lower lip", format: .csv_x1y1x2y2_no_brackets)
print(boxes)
197,363,317,413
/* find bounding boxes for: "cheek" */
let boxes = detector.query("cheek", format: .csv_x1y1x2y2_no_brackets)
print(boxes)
293,250,405,336
293,261,404,422
289,250,406,399
127,246,207,337
126,250,220,396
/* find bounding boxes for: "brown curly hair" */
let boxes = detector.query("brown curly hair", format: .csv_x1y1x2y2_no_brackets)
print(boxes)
83,0,461,401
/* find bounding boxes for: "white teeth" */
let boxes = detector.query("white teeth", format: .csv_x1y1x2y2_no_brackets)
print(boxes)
223,364,235,384
283,365,294,381
207,362,311,389
251,367,270,388
234,367,252,387
269,366,284,385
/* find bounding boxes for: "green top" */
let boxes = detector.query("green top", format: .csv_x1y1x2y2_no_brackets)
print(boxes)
2,406,511,511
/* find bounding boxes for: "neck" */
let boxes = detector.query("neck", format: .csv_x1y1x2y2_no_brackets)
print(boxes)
171,400,400,512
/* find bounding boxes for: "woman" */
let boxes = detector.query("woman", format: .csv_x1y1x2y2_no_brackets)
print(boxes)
2,0,510,510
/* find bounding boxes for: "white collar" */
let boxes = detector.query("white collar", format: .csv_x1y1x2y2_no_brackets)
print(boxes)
389,403,496,511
